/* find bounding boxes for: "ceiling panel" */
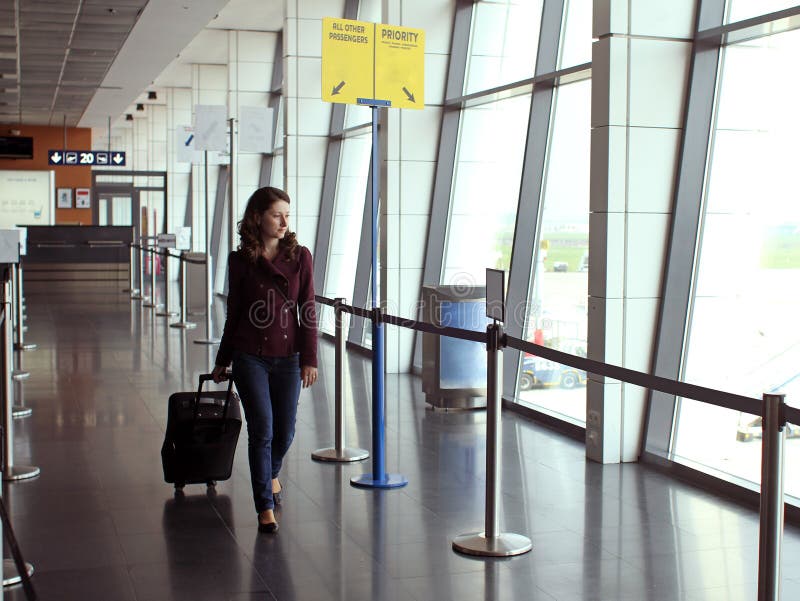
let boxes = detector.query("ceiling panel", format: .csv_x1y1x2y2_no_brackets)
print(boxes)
5,0,285,129
8,0,145,126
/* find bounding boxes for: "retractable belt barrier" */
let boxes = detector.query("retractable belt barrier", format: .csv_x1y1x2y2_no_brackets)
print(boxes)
313,293,796,584
129,243,207,330
9,264,33,420
0,270,40,598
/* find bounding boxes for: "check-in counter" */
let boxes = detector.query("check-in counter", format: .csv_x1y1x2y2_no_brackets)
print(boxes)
23,225,133,294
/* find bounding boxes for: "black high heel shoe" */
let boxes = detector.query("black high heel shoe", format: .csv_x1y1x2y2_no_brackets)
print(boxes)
258,510,279,533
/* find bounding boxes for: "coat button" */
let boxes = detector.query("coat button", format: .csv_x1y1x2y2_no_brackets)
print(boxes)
263,336,268,341
283,334,288,340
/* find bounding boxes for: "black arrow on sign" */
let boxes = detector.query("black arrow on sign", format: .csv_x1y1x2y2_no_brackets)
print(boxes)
402,87,415,103
332,81,346,95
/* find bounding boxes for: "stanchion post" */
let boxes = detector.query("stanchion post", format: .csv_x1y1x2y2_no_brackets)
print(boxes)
1,273,39,482
452,322,531,557
134,242,147,301
156,249,178,317
170,254,197,330
758,393,785,601
195,151,220,345
350,105,405,489
124,243,139,295
12,264,34,353
143,246,161,309
312,298,368,462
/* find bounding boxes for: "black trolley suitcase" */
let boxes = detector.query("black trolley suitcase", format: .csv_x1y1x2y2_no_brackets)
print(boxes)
161,374,242,489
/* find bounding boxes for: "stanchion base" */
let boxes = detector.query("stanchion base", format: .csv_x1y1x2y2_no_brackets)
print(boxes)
193,338,221,345
3,465,40,482
12,406,32,419
452,532,532,557
155,310,180,317
350,473,407,489
3,559,34,587
312,447,369,462
11,371,29,381
14,343,36,352
170,322,197,329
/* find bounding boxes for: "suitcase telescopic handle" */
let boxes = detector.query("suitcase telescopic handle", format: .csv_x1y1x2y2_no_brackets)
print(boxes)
194,374,235,421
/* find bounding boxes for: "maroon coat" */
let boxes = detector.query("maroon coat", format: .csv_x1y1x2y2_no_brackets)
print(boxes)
214,246,317,368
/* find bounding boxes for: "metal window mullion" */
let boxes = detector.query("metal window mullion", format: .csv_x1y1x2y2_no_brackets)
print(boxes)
260,33,283,187
411,0,473,369
348,155,373,345
643,0,726,458
209,165,229,292
183,169,193,229
313,127,344,288
502,0,564,398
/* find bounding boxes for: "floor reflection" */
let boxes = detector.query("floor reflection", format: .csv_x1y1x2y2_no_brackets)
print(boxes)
7,291,800,601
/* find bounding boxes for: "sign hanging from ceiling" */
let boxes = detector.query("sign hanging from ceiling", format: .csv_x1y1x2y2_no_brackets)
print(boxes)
321,17,424,109
48,149,126,166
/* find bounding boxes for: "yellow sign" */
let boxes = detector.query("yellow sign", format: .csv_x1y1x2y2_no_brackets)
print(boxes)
375,24,424,110
321,18,425,109
321,18,374,105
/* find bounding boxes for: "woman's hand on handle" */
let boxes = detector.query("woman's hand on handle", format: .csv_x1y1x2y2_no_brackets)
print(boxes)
301,366,317,388
212,365,229,384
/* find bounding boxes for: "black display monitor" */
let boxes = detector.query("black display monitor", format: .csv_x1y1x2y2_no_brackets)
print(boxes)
0,136,34,159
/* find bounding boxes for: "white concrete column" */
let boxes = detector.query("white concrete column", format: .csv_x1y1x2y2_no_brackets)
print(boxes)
587,0,696,463
191,62,227,254
284,0,343,254
165,86,193,249
228,30,278,218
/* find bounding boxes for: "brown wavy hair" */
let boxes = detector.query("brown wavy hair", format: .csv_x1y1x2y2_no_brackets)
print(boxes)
238,187,298,262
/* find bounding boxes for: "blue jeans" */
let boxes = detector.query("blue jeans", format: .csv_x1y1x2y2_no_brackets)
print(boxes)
232,351,301,513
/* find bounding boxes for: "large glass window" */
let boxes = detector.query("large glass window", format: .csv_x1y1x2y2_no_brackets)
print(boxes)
320,133,370,334
673,29,800,500
442,95,530,286
464,0,543,94
515,80,590,425
726,0,800,23
559,0,592,69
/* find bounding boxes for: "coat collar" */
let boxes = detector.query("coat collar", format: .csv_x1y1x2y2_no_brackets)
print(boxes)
255,245,292,281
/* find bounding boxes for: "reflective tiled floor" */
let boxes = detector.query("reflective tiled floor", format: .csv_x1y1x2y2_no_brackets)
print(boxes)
5,290,800,600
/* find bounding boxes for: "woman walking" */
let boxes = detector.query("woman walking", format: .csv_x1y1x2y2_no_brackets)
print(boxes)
212,186,318,533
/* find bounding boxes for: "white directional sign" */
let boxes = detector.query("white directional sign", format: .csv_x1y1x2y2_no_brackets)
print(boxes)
175,226,192,251
0,230,21,264
176,125,202,164
48,149,126,166
239,106,274,153
194,105,227,152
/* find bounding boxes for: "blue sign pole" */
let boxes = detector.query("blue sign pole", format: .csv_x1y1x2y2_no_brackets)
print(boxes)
351,103,407,490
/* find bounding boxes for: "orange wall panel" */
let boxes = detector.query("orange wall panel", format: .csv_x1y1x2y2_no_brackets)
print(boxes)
0,124,94,225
